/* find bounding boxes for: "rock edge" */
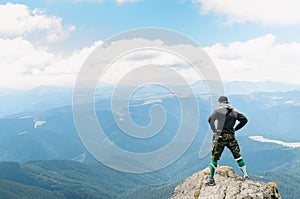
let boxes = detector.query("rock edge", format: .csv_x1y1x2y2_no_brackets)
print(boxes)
169,166,281,199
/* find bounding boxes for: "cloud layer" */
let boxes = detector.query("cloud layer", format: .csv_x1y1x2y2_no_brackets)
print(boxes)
2,33,300,88
0,3,74,41
57,0,139,3
0,36,102,88
1,2,300,88
196,0,300,26
205,34,300,84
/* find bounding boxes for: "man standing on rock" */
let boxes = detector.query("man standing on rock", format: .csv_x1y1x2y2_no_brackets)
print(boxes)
205,96,249,186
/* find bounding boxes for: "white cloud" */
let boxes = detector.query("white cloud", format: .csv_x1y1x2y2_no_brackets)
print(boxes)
0,36,207,89
0,37,102,88
0,37,56,74
0,3,74,41
43,40,103,74
115,0,140,3
284,100,300,106
58,0,139,3
204,34,300,84
195,0,300,26
1,34,300,89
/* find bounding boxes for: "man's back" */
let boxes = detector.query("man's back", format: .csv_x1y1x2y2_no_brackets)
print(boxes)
208,104,248,134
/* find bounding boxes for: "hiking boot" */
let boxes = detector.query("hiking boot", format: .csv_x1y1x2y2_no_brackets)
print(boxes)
204,178,216,186
243,175,249,181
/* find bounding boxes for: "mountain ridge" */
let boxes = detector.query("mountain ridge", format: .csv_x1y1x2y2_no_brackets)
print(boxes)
0,159,173,199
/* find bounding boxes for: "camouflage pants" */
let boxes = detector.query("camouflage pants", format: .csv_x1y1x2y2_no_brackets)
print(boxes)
211,133,241,161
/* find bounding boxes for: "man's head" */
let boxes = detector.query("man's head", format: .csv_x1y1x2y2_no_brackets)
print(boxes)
218,96,229,104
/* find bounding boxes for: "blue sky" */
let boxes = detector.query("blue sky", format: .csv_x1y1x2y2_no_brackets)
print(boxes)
5,0,299,49
1,0,300,88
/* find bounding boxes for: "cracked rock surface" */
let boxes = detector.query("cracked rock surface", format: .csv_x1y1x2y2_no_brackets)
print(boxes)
169,166,281,199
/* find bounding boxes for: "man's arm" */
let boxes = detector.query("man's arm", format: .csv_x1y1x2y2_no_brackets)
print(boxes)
208,111,218,132
234,112,248,131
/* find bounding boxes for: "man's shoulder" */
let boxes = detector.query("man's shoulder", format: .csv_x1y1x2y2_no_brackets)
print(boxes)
214,105,243,115
214,106,227,114
232,108,242,114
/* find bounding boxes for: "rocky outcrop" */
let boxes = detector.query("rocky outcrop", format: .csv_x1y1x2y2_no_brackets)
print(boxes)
169,166,281,199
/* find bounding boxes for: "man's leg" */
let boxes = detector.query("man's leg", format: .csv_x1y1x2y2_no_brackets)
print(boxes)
227,136,249,179
204,159,217,186
209,159,218,179
205,141,225,186
235,156,248,179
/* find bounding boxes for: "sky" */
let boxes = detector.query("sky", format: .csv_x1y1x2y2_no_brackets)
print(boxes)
1,0,300,89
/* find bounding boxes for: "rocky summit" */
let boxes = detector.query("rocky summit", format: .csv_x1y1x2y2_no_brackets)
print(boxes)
169,166,281,199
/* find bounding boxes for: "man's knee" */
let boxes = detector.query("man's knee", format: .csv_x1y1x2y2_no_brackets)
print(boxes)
235,156,246,167
211,154,220,161
233,153,242,160
231,146,241,159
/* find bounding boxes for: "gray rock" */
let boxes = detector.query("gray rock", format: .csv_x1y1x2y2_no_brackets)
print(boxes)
169,166,281,199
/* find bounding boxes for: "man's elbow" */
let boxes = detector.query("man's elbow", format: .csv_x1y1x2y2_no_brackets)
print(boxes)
242,117,248,125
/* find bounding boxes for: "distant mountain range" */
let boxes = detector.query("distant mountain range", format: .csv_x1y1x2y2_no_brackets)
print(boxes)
1,82,300,198
1,81,299,117
0,86,72,118
1,86,300,163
